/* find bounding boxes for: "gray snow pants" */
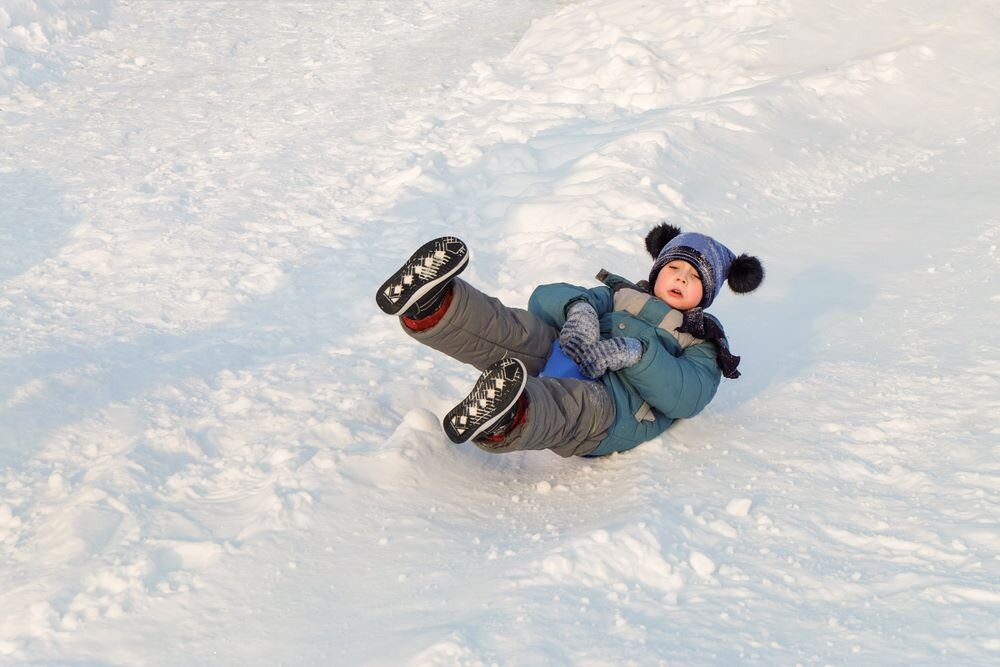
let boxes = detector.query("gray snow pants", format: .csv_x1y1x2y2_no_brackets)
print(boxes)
401,279,615,457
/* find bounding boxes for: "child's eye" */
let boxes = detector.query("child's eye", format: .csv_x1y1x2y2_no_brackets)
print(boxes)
691,273,701,281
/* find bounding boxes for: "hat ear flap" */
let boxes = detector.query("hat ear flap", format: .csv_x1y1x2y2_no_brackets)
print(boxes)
727,254,764,293
644,223,682,259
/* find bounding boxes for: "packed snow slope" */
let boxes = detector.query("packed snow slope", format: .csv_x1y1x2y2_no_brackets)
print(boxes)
2,0,999,665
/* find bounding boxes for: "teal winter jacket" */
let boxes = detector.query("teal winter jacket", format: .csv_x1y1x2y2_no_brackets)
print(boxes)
528,273,723,456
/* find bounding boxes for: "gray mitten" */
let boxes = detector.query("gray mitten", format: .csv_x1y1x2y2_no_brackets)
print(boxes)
559,301,600,364
577,337,644,379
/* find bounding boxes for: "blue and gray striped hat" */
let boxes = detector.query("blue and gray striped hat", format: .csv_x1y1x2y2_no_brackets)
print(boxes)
646,224,764,309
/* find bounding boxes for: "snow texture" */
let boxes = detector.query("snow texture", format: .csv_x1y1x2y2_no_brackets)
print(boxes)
2,0,999,665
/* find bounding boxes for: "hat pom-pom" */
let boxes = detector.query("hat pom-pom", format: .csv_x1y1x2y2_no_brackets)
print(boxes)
728,254,764,293
644,223,682,258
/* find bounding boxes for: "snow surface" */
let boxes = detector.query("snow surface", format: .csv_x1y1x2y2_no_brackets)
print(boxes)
2,0,999,664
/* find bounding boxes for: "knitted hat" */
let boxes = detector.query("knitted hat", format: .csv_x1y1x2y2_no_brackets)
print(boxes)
646,223,764,309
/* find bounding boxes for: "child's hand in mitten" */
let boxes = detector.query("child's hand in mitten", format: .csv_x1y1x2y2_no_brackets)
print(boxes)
577,337,644,379
559,301,600,364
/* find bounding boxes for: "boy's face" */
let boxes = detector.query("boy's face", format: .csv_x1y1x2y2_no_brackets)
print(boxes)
653,259,703,310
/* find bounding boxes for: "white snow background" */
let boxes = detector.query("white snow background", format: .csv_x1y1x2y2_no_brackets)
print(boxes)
2,0,999,664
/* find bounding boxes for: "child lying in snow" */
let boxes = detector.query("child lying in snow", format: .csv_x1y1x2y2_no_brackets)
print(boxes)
375,224,763,457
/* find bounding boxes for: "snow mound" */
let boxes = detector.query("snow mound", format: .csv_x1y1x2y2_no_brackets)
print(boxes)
0,0,113,96
524,523,684,594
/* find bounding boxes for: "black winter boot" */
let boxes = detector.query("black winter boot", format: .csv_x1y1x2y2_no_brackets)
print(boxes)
443,358,527,444
376,237,469,317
